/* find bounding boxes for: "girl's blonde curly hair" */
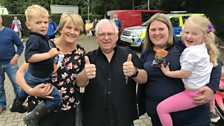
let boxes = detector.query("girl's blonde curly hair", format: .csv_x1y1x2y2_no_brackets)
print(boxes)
183,16,219,66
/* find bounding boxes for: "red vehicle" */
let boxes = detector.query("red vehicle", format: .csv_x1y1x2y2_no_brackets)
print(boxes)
105,9,166,35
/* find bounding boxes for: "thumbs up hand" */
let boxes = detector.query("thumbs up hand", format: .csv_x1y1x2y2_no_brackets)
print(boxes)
123,54,135,77
84,56,96,79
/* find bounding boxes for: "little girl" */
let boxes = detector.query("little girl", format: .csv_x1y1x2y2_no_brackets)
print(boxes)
157,15,219,126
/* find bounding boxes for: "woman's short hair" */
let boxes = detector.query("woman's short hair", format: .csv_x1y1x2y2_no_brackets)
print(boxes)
57,12,84,32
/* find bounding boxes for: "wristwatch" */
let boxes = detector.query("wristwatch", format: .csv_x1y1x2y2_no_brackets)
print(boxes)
131,67,139,78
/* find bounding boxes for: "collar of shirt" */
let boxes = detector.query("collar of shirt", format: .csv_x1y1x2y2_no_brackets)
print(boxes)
29,30,48,39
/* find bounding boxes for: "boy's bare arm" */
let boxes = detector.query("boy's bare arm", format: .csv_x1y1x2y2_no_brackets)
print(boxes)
27,48,58,63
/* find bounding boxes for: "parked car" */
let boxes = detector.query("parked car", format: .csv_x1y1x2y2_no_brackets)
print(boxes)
120,13,205,49
105,9,166,35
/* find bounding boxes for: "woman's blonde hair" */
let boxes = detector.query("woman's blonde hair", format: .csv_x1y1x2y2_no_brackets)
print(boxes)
183,16,219,66
57,12,84,32
143,13,173,50
25,5,49,21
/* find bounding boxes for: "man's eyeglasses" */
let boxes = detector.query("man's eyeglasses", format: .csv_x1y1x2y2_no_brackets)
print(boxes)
97,32,116,38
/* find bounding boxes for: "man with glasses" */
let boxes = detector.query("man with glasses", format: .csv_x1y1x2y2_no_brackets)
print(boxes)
77,19,147,126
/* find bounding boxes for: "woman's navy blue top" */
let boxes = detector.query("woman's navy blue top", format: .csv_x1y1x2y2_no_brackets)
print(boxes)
140,40,222,125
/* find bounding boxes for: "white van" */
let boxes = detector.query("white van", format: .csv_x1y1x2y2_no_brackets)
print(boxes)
0,6,9,15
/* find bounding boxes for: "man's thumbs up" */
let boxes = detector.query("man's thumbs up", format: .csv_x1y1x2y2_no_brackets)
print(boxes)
85,56,90,64
123,54,135,77
84,56,96,79
127,54,132,62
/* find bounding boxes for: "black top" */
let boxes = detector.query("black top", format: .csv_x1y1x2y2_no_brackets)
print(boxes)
25,31,53,78
81,46,142,126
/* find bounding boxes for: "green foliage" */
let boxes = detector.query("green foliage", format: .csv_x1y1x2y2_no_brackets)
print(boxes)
0,0,223,44
0,0,51,14
1,14,27,36
1,14,59,37
82,14,103,22
1,13,102,37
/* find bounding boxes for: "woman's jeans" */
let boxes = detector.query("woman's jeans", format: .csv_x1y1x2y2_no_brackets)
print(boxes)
0,63,21,109
17,71,62,108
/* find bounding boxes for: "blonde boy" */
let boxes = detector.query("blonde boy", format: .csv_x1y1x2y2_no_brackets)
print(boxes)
10,5,61,126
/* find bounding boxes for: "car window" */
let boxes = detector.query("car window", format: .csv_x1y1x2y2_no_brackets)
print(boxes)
182,16,190,24
170,17,179,27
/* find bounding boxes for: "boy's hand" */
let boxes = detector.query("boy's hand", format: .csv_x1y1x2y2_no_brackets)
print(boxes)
48,48,59,58
29,83,54,99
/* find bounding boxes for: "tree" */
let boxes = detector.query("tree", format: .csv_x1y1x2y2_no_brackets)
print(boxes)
0,0,84,14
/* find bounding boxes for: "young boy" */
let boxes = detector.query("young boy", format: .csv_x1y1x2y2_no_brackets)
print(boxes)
10,5,62,126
